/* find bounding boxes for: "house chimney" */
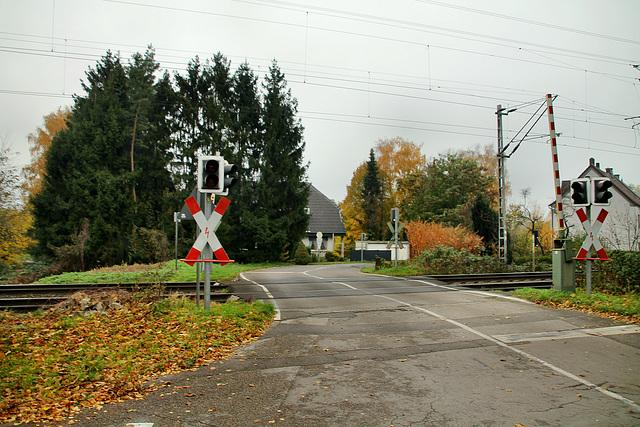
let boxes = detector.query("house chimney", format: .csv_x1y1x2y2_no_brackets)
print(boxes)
606,167,613,176
589,157,595,166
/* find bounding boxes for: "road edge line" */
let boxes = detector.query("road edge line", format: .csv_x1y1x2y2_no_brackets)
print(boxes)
239,273,281,321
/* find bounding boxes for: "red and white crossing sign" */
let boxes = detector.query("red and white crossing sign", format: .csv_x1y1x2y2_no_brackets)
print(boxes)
182,195,233,266
575,208,610,261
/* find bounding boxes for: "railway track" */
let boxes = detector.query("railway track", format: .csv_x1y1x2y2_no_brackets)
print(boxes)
424,271,552,291
0,281,230,311
1,271,553,311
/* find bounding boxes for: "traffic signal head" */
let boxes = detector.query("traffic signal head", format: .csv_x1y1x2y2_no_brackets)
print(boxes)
592,177,613,205
570,179,590,206
390,207,399,223
223,162,238,192
197,155,223,194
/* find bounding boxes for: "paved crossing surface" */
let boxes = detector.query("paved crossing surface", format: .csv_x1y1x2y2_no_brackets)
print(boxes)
51,264,640,426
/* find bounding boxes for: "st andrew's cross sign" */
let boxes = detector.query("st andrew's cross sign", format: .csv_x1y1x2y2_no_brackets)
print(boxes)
182,195,233,266
574,207,610,261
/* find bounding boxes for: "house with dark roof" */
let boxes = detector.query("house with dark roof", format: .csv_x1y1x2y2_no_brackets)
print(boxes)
553,158,640,251
305,185,347,257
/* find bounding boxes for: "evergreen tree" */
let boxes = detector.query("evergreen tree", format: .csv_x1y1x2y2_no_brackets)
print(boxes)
126,48,174,229
170,53,236,194
361,149,384,240
471,193,499,252
171,56,212,193
31,50,174,269
218,61,263,262
29,51,310,268
248,61,309,262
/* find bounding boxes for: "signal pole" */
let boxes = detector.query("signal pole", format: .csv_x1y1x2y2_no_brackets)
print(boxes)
203,193,212,310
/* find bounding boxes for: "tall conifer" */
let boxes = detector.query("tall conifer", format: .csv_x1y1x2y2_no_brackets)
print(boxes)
31,50,173,268
362,149,384,240
248,61,309,262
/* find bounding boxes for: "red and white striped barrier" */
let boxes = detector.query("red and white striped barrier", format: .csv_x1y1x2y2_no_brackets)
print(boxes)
183,196,232,266
575,208,609,260
546,94,565,234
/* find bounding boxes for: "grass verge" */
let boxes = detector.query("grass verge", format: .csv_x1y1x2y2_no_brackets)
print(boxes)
361,264,424,276
511,288,640,324
0,297,275,425
33,261,288,285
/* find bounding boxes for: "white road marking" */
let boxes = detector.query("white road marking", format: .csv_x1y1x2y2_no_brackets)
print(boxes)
318,266,640,412
363,272,535,304
240,273,281,321
493,325,640,343
244,266,639,411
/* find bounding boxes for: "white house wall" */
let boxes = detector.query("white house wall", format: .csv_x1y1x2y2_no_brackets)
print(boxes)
355,241,411,261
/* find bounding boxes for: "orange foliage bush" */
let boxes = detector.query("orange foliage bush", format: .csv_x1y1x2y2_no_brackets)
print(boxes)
405,220,483,258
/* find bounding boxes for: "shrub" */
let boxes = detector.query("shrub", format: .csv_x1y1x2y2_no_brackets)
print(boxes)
324,250,341,262
592,250,640,294
129,227,170,265
414,245,507,275
294,243,312,265
405,221,483,259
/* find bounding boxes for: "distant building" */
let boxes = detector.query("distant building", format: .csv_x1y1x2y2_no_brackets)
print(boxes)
304,185,347,257
552,158,640,251
352,240,410,262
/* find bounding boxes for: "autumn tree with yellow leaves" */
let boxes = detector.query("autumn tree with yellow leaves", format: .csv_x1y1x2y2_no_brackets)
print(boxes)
340,137,426,244
0,141,34,266
21,107,70,201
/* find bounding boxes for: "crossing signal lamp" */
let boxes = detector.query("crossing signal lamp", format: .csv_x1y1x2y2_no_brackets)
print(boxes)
570,179,590,207
592,177,613,206
197,155,239,195
198,155,223,194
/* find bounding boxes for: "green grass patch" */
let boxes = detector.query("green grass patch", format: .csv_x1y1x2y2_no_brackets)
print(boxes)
34,261,288,284
361,263,425,276
511,288,640,321
0,298,275,424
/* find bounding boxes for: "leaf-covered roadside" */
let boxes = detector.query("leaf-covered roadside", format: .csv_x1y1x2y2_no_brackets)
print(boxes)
511,288,640,324
0,298,275,425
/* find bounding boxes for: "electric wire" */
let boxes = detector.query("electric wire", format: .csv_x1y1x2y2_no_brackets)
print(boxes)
506,102,548,157
228,0,639,63
100,0,639,73
1,41,635,134
2,2,638,159
413,0,640,46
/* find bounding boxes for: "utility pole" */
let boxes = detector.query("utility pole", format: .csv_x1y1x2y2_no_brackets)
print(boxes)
496,105,514,263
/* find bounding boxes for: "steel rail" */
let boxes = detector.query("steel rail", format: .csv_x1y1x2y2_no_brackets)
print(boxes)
0,281,223,295
0,292,231,312
0,282,229,311
423,271,552,283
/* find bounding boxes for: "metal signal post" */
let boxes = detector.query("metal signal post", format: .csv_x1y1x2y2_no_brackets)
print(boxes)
182,155,237,310
386,207,404,270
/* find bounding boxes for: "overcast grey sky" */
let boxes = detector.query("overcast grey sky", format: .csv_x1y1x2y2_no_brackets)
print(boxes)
1,0,639,208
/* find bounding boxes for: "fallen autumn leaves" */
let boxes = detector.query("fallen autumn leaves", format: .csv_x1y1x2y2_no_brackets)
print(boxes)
0,295,275,425
511,288,640,325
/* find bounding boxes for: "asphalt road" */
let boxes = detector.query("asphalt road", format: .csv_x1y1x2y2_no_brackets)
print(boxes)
62,264,640,426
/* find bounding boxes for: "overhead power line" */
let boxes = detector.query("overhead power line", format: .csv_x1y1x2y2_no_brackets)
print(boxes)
414,0,640,46
2,0,639,156
103,0,639,67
